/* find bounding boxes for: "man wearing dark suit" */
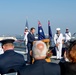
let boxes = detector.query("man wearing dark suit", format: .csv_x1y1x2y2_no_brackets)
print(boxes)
27,27,36,64
0,38,26,74
18,41,60,75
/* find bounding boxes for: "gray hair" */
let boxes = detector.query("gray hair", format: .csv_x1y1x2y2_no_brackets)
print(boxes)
32,41,48,59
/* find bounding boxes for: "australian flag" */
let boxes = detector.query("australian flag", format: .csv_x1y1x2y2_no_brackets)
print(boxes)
38,21,45,40
48,20,52,40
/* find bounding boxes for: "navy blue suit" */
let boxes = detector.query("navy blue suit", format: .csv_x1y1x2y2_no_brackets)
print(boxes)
0,50,26,74
18,60,60,75
27,32,35,64
59,62,76,75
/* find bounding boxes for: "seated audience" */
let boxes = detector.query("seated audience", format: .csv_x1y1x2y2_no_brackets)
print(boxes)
59,39,76,75
0,38,26,74
18,41,60,75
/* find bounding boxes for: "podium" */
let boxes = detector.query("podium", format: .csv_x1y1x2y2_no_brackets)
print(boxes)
41,39,50,49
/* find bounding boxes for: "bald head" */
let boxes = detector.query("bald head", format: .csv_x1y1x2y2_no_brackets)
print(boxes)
32,41,48,59
37,43,44,51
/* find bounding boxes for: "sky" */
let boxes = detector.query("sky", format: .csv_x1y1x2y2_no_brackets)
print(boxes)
0,0,76,36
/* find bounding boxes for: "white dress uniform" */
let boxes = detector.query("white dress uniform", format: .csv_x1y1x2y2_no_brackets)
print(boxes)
0,43,4,54
65,32,71,42
24,32,29,45
54,28,64,59
24,31,29,53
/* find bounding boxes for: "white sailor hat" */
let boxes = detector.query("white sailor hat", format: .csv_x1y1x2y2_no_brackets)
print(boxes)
25,27,28,29
56,28,60,31
66,28,69,30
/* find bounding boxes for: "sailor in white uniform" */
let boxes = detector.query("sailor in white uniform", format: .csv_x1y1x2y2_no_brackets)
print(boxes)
24,27,29,53
0,43,4,54
54,28,64,59
64,28,71,43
